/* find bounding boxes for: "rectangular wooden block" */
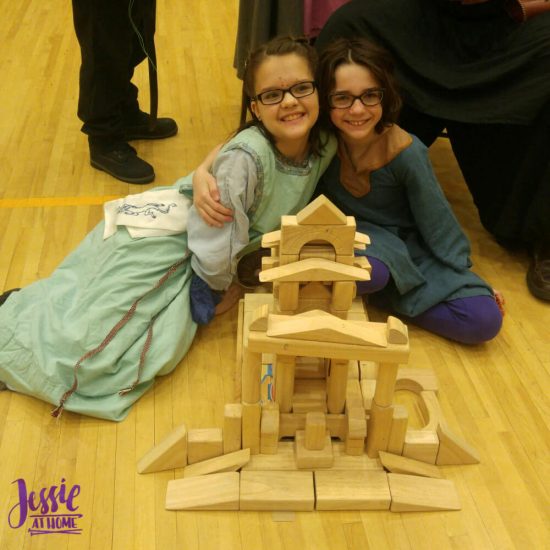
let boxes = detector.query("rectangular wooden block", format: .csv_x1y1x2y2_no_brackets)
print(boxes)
260,403,280,455
345,378,363,409
187,428,223,465
305,412,327,450
242,441,297,471
360,379,376,411
137,424,187,474
183,448,251,478
242,402,262,455
387,404,409,455
279,412,347,440
378,451,442,479
223,403,242,454
166,472,240,511
388,473,461,512
295,430,333,469
292,378,327,413
295,356,326,379
240,470,315,511
315,470,390,511
403,430,439,464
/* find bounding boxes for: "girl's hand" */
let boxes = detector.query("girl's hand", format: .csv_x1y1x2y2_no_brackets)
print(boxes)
192,144,234,227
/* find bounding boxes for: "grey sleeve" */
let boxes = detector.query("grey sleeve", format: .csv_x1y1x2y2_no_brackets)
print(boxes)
187,149,258,290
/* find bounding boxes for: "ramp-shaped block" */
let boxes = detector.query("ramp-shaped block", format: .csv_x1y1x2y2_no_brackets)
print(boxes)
436,423,480,465
166,472,240,511
183,448,250,478
315,470,390,510
388,473,461,512
137,424,187,474
240,470,315,511
379,451,442,479
295,194,347,225
267,311,387,347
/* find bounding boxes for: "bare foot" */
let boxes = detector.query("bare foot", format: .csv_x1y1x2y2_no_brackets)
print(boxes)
215,283,244,316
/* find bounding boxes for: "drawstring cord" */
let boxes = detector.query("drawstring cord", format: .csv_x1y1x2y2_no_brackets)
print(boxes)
51,256,188,418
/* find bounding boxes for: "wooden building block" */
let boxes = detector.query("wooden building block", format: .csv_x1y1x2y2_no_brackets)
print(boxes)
278,215,356,256
373,361,399,408
235,299,244,402
292,378,327,413
242,348,262,404
402,430,439,464
347,360,360,380
360,361,378,380
315,470,390,511
346,406,367,440
331,281,357,311
240,470,315,511
327,358,349,414
277,281,299,311
345,378,363,409
295,356,326,379
223,403,242,454
299,244,336,261
386,316,408,344
332,442,384,471
295,194,347,225
395,367,439,393
305,412,326,450
299,281,332,300
345,437,365,456
388,474,461,512
187,428,223,465
260,403,280,455
137,424,188,474
166,472,240,511
242,402,262,455
274,354,296,413
295,430,333,469
279,412,347,440
183,448,251,478
436,423,480,465
387,404,409,455
248,304,270,331
360,379,376,411
378,451,442,479
242,441,296,471
366,403,394,458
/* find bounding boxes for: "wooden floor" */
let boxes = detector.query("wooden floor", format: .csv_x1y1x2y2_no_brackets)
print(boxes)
0,1,549,548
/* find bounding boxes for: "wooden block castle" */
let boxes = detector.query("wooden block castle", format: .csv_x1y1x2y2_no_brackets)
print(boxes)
138,196,479,513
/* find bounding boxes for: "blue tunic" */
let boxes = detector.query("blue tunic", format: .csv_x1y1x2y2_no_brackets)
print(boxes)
317,135,492,316
0,127,336,421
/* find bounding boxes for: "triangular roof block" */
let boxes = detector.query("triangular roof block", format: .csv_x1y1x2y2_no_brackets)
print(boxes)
296,195,347,225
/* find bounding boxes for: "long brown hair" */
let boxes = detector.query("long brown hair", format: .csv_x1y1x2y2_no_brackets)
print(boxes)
236,36,327,157
317,38,402,134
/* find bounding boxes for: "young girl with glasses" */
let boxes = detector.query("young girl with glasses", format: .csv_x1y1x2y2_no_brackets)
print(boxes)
0,37,336,421
195,37,503,345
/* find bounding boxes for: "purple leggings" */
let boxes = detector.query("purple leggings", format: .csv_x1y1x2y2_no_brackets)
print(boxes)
356,257,502,344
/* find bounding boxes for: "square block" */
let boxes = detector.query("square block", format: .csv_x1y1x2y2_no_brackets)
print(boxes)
240,471,314,511
293,379,327,413
315,470,390,510
295,430,333,469
187,428,223,465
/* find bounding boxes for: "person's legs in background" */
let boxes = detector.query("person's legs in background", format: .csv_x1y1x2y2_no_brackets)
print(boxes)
72,0,177,184
404,295,503,345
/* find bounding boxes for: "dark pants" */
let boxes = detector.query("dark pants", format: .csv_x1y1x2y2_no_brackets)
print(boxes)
399,102,550,249
72,0,156,148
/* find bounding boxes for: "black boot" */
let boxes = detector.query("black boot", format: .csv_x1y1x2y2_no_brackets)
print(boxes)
124,111,178,141
526,242,550,301
90,142,155,184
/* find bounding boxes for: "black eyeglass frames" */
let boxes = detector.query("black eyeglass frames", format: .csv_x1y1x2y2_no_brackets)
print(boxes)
328,88,385,109
253,81,316,105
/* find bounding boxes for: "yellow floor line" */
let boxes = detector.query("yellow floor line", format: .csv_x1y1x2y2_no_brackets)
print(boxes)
0,196,123,209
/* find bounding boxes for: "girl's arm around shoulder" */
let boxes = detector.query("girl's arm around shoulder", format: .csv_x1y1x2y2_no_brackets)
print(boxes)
187,148,258,291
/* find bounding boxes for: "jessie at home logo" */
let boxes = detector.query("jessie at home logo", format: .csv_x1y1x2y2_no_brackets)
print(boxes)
8,478,82,536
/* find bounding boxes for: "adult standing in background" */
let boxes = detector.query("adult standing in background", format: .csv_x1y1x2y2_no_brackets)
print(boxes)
316,0,550,301
72,0,178,184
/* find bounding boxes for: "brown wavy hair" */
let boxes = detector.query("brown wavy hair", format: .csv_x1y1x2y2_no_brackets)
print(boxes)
317,37,402,134
236,36,328,157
